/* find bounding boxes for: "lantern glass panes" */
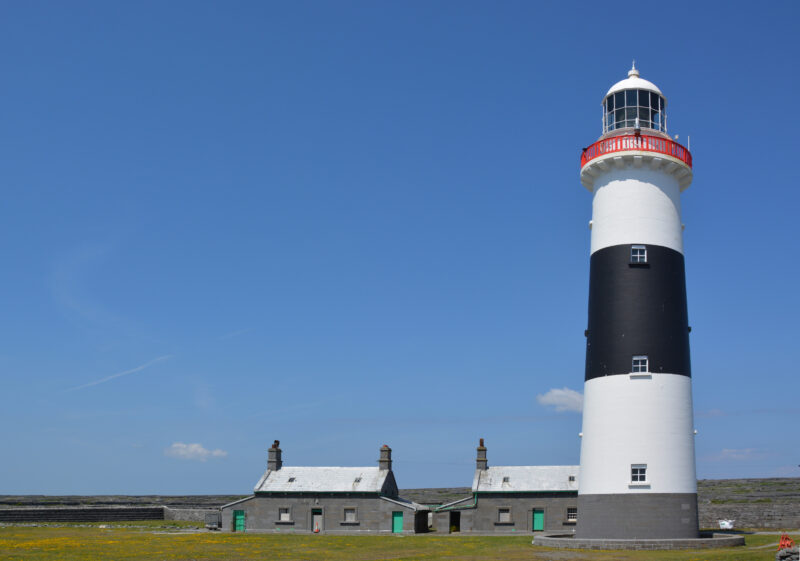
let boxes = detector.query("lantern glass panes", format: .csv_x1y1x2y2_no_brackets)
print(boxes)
603,90,666,134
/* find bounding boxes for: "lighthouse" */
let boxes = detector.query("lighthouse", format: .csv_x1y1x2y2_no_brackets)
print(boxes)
576,65,698,539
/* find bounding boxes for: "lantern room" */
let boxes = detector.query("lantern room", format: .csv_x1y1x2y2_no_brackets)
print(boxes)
602,63,667,135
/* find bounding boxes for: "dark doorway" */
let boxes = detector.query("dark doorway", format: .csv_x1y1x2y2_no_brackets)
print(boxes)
449,511,461,533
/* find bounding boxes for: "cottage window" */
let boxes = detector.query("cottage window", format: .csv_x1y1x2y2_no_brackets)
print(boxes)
498,508,512,523
344,508,357,523
567,507,577,522
631,464,647,483
278,507,291,522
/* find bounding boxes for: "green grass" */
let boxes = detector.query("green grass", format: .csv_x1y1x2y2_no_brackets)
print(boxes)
0,526,796,561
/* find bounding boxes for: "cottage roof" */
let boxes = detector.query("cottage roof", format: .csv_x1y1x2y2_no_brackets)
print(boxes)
255,466,390,493
472,465,579,493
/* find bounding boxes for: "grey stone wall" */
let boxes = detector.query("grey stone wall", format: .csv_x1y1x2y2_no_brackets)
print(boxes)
697,479,800,530
163,507,217,522
699,502,800,529
220,494,422,534
0,507,163,523
576,493,699,539
534,533,746,550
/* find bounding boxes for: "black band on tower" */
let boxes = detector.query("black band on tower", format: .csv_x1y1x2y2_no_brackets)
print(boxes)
585,244,691,381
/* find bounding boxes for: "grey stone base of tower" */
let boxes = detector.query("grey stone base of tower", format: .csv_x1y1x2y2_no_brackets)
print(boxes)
576,494,699,539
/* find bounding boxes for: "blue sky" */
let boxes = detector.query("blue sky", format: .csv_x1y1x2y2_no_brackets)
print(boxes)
1,1,798,494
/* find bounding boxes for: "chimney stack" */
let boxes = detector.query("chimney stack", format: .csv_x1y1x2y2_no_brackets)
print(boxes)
267,439,282,471
476,438,488,470
378,444,392,471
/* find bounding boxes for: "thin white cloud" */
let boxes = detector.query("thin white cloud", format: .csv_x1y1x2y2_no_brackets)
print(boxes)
51,243,118,325
67,355,173,391
164,442,228,462
536,387,583,413
705,448,763,461
697,408,726,418
218,328,254,340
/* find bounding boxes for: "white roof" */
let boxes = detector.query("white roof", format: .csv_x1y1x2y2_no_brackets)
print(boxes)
605,64,664,101
255,466,389,493
472,466,579,493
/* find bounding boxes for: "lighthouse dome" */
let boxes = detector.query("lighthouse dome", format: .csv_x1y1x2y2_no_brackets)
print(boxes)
602,63,668,134
605,64,664,99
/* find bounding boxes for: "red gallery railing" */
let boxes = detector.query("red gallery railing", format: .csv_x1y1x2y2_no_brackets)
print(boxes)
581,134,692,168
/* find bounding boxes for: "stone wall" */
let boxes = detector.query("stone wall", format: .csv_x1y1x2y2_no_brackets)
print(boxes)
0,507,163,523
163,507,218,522
697,478,800,530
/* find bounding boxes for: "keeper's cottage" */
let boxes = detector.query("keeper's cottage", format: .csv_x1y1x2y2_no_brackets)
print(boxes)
220,441,428,533
433,439,579,533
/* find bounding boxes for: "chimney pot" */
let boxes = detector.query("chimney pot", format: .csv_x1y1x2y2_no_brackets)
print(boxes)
476,438,488,471
268,440,283,471
379,444,392,471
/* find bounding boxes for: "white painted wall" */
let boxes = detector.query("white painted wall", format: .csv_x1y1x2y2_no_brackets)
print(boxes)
578,373,697,495
590,165,684,255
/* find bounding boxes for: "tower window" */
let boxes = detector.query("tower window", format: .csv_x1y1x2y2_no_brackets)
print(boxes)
631,245,647,263
631,464,647,483
632,355,649,373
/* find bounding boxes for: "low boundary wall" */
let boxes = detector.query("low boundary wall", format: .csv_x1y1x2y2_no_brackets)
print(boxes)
0,507,164,523
534,532,746,550
163,508,218,522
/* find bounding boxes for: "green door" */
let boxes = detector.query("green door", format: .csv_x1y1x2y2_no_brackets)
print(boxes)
233,510,245,532
532,509,544,531
392,511,403,533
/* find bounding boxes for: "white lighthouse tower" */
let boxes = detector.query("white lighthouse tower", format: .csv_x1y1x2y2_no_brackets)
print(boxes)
576,65,698,539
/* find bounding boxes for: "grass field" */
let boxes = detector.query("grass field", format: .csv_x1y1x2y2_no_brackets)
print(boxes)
0,524,796,561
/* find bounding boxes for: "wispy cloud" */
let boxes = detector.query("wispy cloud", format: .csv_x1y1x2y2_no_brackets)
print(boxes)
536,387,583,413
704,448,764,461
218,328,254,341
164,442,227,461
67,355,173,391
697,408,726,418
51,243,118,325
697,407,799,418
